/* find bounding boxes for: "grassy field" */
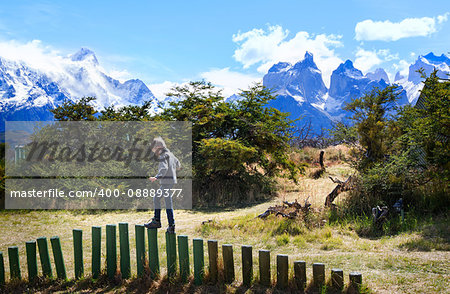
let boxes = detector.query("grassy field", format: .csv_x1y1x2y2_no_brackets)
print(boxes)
0,161,448,293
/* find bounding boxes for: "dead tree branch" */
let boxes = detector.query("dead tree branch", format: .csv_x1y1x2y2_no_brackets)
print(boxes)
324,175,355,207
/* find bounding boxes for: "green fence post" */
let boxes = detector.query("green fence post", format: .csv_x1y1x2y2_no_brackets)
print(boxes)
119,223,130,279
50,237,67,280
0,251,4,286
37,237,52,278
177,235,189,283
91,226,101,279
165,231,177,278
147,228,159,278
8,246,21,280
207,240,218,284
294,260,307,290
276,254,288,289
259,249,270,287
313,263,325,287
135,225,145,277
331,268,343,290
26,241,38,282
241,245,252,286
73,229,83,279
106,224,117,279
222,244,234,283
193,238,204,285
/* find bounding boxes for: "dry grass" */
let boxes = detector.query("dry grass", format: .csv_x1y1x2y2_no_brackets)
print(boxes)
0,163,448,293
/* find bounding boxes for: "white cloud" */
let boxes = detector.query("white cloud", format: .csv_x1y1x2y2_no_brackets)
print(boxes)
392,59,411,79
354,48,398,73
0,39,67,75
355,13,449,41
232,25,343,87
107,69,133,82
148,81,182,99
200,68,261,97
437,12,449,24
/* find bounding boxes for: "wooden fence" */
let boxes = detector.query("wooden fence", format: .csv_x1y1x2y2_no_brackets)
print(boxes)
0,223,363,292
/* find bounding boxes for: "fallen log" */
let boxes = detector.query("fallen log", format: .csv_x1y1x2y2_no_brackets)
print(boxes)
324,175,355,207
257,198,311,219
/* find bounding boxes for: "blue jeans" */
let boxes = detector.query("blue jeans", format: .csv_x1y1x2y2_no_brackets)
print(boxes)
153,184,174,225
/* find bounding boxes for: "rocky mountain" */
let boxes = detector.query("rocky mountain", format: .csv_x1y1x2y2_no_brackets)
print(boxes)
263,52,327,105
262,52,449,133
395,52,450,104
1,48,449,136
0,48,157,132
366,68,389,83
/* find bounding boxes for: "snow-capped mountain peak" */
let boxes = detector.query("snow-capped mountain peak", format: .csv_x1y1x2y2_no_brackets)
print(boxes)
409,52,450,84
366,68,390,84
263,51,327,105
0,48,157,131
421,52,450,66
70,47,99,65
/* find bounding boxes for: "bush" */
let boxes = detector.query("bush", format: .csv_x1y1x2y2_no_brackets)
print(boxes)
333,72,449,217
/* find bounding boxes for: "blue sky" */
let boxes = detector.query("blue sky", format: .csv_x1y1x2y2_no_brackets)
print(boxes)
0,0,448,97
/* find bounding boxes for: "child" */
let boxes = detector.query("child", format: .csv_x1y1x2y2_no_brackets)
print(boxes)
144,137,180,233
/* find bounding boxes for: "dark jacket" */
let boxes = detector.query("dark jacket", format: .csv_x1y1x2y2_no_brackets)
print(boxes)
154,148,181,184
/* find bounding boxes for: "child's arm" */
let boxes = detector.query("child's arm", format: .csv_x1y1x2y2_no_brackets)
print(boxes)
154,155,169,180
175,157,181,171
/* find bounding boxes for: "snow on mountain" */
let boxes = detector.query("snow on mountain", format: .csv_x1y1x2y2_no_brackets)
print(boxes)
408,52,450,84
325,59,391,120
262,52,450,133
262,52,331,133
0,48,157,131
263,52,327,105
1,48,449,136
395,52,450,104
394,71,405,82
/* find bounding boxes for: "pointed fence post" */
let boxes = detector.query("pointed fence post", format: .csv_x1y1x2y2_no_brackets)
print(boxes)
193,238,204,285
91,226,101,279
26,241,38,282
135,225,146,277
50,237,67,280
119,223,130,279
106,224,117,279
207,240,218,284
37,237,52,278
8,246,21,280
147,228,159,278
73,229,83,279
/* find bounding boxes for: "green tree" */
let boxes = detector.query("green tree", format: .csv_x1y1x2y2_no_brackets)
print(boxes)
51,97,98,121
336,72,449,214
49,81,300,206
157,81,299,204
398,70,449,180
343,85,402,170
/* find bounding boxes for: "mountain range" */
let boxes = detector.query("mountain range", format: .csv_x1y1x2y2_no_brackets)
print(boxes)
1,48,449,134
263,52,449,133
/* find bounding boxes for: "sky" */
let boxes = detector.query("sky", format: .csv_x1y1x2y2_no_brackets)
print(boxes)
0,0,449,98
